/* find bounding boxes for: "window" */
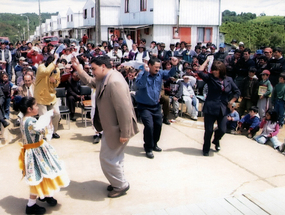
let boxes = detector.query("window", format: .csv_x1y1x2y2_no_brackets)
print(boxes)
84,9,87,19
67,15,69,22
125,0,129,13
91,7,94,18
71,14,73,22
140,0,147,11
197,27,212,43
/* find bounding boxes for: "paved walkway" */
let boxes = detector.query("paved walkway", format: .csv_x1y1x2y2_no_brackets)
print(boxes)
0,110,284,214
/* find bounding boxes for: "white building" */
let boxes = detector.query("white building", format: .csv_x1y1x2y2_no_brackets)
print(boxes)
120,0,222,48
57,12,68,37
44,19,51,36
50,15,58,37
66,6,84,39
82,0,121,43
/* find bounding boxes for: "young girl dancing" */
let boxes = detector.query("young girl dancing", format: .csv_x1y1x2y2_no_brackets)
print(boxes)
18,97,69,214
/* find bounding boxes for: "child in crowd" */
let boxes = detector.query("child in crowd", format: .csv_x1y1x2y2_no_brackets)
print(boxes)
0,72,16,119
18,97,70,214
236,106,260,138
257,70,273,118
226,102,240,133
254,109,285,151
238,67,259,117
271,72,285,128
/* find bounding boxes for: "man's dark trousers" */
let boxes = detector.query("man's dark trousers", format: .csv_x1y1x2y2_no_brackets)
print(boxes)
137,103,162,153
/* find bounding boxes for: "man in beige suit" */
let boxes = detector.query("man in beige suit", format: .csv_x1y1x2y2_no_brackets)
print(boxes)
72,55,139,198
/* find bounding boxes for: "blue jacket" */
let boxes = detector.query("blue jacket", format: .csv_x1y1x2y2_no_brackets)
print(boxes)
240,114,260,129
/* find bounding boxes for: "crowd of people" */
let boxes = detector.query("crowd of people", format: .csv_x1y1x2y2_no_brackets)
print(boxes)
0,34,285,213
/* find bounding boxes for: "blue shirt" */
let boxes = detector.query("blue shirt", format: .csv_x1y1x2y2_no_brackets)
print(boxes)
135,67,176,105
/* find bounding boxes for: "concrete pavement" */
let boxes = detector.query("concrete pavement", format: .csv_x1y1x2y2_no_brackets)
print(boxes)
0,111,285,214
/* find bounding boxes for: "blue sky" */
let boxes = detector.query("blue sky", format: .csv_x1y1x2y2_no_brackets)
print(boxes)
1,0,285,16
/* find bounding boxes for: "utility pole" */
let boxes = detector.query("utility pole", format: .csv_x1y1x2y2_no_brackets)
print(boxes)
95,0,101,46
38,0,42,41
21,15,29,40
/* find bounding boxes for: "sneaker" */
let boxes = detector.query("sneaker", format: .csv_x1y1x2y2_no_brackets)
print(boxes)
25,204,46,214
38,197,57,206
191,116,198,121
230,130,236,134
247,134,252,138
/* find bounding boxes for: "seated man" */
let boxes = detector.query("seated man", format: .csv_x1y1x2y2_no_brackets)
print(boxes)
164,74,183,118
125,67,137,107
66,71,82,121
181,75,199,120
13,73,35,126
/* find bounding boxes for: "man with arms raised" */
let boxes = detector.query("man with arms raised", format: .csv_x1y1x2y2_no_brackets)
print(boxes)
135,57,178,159
72,55,138,198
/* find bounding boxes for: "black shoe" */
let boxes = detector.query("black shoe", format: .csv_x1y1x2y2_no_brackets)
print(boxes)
2,120,10,128
153,146,162,152
71,116,76,121
212,140,220,152
52,133,60,139
174,113,179,119
108,184,130,198
107,185,113,191
38,197,57,206
26,204,46,214
93,135,100,144
203,152,209,156
163,118,170,125
146,152,154,159
15,119,20,127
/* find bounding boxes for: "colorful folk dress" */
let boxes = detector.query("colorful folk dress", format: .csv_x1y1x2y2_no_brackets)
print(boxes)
19,112,69,198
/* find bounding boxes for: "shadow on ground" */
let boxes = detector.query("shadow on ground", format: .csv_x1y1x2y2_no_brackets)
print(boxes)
0,196,62,214
125,145,145,157
63,180,108,202
165,147,214,157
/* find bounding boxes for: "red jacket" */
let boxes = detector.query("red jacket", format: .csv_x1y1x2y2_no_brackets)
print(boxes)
27,51,43,66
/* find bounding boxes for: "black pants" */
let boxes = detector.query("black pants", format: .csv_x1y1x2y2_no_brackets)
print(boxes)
67,95,80,117
239,123,259,136
137,103,162,153
203,112,227,153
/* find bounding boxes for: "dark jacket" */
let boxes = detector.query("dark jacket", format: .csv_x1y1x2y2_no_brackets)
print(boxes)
268,57,285,87
236,58,256,78
198,72,240,116
240,76,259,104
214,51,228,62
164,79,183,98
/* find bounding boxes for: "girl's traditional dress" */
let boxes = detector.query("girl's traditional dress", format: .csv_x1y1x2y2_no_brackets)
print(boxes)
19,110,69,198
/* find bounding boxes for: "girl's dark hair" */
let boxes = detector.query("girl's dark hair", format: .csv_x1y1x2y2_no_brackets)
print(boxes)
0,72,8,79
45,55,55,67
19,97,36,115
266,109,278,123
211,61,226,79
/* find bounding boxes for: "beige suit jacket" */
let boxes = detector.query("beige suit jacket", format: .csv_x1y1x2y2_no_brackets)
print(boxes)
18,83,35,97
78,69,139,149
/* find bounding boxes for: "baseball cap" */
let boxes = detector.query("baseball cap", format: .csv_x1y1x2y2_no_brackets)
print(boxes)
261,70,270,75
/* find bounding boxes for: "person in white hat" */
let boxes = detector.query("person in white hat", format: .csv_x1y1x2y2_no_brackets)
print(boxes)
27,46,43,67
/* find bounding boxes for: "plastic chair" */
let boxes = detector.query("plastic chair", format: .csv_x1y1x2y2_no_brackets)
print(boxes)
55,88,70,129
80,85,92,127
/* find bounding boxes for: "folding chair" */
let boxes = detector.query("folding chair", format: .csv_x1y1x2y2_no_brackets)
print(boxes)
55,88,70,129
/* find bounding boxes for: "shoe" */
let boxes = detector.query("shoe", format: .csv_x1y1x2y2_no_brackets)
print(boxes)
71,117,76,122
108,184,130,198
38,197,57,206
26,204,46,214
153,146,162,152
163,118,171,125
174,113,179,119
247,134,252,138
52,133,60,139
212,140,220,152
234,130,242,135
15,119,20,126
279,143,285,152
191,116,198,121
93,135,100,144
2,120,10,128
230,130,236,134
146,152,154,159
107,185,113,191
203,152,209,156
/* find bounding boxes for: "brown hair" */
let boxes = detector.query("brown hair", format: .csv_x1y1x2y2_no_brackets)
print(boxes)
211,61,226,79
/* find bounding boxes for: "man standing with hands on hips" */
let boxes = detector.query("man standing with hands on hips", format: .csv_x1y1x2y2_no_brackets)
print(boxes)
72,55,139,198
135,57,178,159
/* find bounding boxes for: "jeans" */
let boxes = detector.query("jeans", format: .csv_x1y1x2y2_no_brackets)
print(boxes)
254,135,281,149
274,99,285,127
4,97,11,119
